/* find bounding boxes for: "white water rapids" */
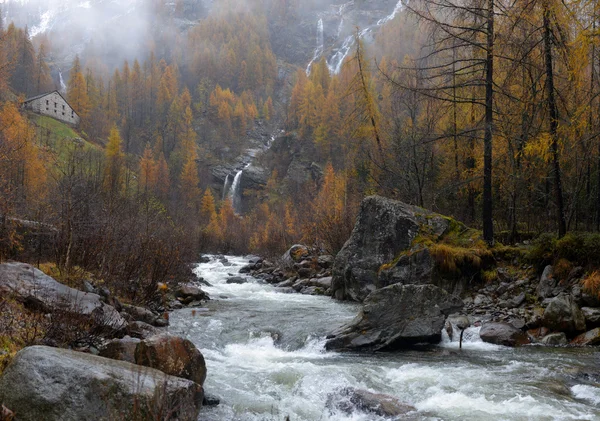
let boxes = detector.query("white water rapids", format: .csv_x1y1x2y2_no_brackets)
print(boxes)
169,256,600,421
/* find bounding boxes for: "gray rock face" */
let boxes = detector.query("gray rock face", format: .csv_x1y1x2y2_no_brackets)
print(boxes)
326,388,415,418
0,262,126,330
542,294,586,335
536,265,556,299
582,307,600,328
479,322,530,347
325,284,463,351
331,196,454,302
0,346,202,421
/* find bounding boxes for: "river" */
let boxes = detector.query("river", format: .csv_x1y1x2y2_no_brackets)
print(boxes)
169,256,600,421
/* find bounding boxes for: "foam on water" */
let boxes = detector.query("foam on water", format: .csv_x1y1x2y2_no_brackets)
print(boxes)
572,384,600,405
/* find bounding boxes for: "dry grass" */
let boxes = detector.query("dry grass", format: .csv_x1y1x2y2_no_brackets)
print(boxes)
581,271,600,299
429,243,491,276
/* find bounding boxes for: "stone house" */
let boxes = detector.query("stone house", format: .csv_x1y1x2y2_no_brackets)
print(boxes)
22,91,81,126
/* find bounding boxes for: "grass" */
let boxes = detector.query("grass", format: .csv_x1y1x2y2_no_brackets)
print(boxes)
379,214,493,279
27,113,102,168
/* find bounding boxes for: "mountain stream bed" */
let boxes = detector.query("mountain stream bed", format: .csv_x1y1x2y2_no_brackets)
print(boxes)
169,256,600,421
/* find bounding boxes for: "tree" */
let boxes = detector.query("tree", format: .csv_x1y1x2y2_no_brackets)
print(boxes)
104,125,125,196
67,55,90,123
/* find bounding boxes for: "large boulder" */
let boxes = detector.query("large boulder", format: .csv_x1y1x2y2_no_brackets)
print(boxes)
542,294,586,335
175,284,209,305
135,334,207,386
0,346,202,421
325,284,463,351
479,322,531,347
281,244,310,268
0,262,126,331
331,196,474,302
326,388,415,417
536,265,556,299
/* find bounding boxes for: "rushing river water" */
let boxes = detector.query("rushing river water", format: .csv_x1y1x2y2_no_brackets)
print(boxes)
169,256,600,421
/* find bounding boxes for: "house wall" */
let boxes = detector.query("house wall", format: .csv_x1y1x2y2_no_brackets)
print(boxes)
25,92,80,126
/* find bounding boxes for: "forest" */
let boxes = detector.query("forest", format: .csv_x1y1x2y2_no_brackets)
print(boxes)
1,0,600,299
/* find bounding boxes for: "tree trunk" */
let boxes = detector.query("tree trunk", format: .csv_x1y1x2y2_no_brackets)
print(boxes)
483,0,494,245
543,1,567,237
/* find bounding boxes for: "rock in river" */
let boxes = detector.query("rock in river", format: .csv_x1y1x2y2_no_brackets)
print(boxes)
325,284,463,351
479,322,530,347
0,346,202,421
542,294,586,336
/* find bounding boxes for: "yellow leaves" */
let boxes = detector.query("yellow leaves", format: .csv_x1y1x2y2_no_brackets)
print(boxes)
523,133,552,163
103,125,124,195
0,102,47,203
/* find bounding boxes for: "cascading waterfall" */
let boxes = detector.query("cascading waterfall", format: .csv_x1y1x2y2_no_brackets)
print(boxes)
222,174,231,201
59,70,66,92
228,170,243,214
325,0,404,75
305,18,325,75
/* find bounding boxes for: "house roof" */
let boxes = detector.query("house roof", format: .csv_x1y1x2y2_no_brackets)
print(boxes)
23,90,81,119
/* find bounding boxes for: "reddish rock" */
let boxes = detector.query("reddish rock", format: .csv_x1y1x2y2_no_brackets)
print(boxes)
571,328,600,346
135,334,207,386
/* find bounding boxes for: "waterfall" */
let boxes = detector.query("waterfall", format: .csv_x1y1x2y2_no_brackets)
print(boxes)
228,170,243,214
326,0,404,75
222,174,231,201
377,0,403,26
59,71,66,93
305,18,325,75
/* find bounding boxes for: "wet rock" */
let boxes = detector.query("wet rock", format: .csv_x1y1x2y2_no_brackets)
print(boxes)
239,264,254,274
121,303,159,326
571,328,600,346
226,276,246,284
0,346,202,421
175,284,209,305
312,276,332,289
135,334,207,387
537,265,556,299
99,336,141,363
297,267,314,279
318,255,335,269
127,320,161,339
540,332,568,346
582,307,600,328
542,294,586,335
527,326,551,341
326,388,415,418
276,279,295,288
202,394,221,407
282,244,310,267
325,284,463,351
479,322,530,347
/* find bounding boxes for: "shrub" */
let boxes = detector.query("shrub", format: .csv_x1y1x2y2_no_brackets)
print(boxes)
528,232,600,271
582,271,600,299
